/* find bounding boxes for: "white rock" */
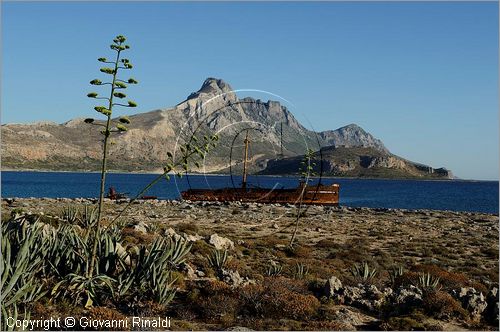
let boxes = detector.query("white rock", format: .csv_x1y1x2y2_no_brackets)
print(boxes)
208,233,234,250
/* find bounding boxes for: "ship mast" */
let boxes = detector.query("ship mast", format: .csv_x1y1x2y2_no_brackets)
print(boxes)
242,130,250,189
279,122,284,158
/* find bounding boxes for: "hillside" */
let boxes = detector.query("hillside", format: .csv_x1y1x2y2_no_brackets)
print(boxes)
260,146,453,179
1,78,451,179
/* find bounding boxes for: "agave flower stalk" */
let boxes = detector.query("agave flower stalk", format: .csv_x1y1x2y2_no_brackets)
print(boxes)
85,35,138,277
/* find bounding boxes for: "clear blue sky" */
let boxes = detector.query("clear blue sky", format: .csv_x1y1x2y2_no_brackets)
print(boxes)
2,2,498,180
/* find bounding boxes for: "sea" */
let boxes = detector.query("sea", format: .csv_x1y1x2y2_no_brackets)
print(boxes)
1,171,498,214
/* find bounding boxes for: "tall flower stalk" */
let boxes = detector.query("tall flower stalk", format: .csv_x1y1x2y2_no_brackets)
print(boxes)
85,35,138,276
289,148,317,247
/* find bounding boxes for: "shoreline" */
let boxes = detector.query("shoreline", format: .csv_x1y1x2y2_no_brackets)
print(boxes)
2,168,498,183
2,197,498,216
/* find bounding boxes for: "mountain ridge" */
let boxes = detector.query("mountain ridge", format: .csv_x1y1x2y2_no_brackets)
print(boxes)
1,78,451,179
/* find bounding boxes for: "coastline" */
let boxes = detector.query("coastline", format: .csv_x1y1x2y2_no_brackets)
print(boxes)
1,168,498,183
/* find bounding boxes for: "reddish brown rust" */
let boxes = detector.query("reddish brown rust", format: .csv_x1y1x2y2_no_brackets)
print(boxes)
181,182,339,206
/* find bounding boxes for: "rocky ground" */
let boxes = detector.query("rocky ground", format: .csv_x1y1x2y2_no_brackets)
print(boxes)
2,198,499,330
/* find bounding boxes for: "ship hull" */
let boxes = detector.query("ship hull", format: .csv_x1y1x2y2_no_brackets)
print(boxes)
181,183,340,206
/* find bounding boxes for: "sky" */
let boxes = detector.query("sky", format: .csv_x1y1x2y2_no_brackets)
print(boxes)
2,1,498,180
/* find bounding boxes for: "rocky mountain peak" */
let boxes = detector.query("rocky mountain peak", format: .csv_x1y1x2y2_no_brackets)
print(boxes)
319,123,388,153
200,77,233,93
187,77,235,101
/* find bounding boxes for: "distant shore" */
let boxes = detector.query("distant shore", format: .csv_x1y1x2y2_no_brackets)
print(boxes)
2,168,497,182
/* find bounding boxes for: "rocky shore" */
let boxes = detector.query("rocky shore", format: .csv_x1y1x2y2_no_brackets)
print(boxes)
2,198,498,330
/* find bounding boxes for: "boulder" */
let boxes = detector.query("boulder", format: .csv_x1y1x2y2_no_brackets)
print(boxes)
222,269,244,287
342,284,385,312
115,242,131,266
208,233,234,250
324,276,343,298
132,221,148,234
452,287,487,321
165,227,182,241
184,233,203,242
384,285,423,315
485,287,499,325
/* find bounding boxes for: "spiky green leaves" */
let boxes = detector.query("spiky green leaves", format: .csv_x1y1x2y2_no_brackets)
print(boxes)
114,82,127,89
162,134,219,178
115,35,126,43
127,78,138,84
116,124,128,132
299,148,317,180
100,67,115,75
119,117,130,124
98,57,107,62
94,106,111,116
90,79,102,85
110,36,131,52
113,92,126,99
87,92,98,98
127,101,137,107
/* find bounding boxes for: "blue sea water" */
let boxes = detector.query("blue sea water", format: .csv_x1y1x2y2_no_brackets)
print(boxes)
1,171,498,214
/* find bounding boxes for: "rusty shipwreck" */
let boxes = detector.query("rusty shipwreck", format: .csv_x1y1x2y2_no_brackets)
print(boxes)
181,129,340,206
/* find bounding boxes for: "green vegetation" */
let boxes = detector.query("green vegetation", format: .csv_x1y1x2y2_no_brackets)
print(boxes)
207,249,230,278
290,148,317,247
1,212,190,328
350,261,378,283
85,35,138,277
1,202,497,330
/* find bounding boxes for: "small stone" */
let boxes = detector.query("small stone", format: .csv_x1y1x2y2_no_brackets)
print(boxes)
133,221,148,234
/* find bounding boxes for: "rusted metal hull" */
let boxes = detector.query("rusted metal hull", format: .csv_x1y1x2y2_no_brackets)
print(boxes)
181,183,340,206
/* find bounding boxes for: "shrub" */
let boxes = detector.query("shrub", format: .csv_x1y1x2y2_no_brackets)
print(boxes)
284,245,313,259
176,222,199,235
239,277,319,320
393,271,420,289
412,264,483,292
315,238,336,248
422,290,469,320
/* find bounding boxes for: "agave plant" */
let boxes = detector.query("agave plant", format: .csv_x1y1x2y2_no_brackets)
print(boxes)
1,220,47,328
81,205,99,229
267,261,283,277
389,266,405,285
116,236,190,306
293,262,309,280
61,205,79,223
52,273,115,307
351,262,378,283
207,248,229,278
417,272,441,291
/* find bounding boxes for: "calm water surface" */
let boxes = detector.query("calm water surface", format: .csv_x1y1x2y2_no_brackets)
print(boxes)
1,171,498,214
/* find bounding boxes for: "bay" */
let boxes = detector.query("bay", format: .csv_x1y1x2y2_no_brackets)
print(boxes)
1,171,498,214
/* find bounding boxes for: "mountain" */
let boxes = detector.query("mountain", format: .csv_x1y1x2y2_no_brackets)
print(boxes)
1,78,451,179
260,146,453,179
